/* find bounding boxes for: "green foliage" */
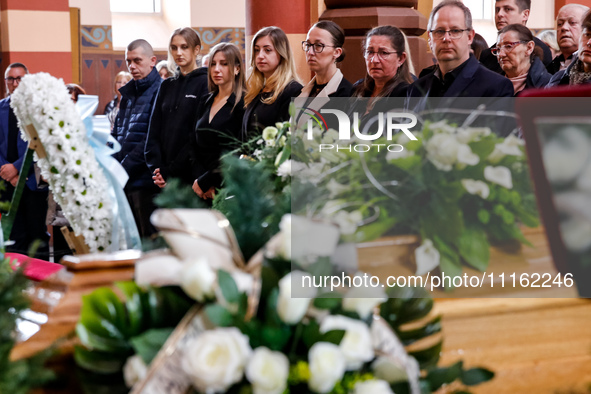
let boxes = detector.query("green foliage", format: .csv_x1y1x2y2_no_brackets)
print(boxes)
75,282,192,373
153,178,208,209
0,256,55,392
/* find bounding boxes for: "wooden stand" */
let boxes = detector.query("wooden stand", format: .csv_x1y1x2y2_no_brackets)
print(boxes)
60,227,90,255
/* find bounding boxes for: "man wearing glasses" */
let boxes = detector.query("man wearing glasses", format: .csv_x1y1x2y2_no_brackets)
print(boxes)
480,0,553,74
0,63,49,258
408,0,513,98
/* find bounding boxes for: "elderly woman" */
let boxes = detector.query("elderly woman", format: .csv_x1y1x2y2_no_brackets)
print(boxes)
547,11,591,87
104,71,132,127
494,24,551,96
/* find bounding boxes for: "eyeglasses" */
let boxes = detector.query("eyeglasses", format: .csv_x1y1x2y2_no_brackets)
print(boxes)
364,50,398,61
5,76,22,84
491,41,530,56
302,41,336,53
429,29,470,40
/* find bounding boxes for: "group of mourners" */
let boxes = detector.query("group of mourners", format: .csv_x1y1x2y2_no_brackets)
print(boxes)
95,0,591,240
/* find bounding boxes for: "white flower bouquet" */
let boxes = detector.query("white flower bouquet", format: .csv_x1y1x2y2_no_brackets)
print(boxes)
10,73,138,252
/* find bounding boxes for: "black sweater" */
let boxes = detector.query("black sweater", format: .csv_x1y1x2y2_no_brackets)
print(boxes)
191,92,245,191
242,80,302,139
145,67,208,184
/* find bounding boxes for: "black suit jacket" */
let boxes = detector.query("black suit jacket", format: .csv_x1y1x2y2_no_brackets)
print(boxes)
407,55,514,98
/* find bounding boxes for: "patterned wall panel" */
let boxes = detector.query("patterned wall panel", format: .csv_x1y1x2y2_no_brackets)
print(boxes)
194,27,246,59
81,25,113,52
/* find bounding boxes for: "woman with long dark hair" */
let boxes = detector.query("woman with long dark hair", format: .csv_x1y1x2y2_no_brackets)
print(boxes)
146,27,208,188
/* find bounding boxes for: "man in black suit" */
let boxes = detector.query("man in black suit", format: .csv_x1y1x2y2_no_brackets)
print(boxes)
546,4,590,74
480,0,553,73
408,0,514,98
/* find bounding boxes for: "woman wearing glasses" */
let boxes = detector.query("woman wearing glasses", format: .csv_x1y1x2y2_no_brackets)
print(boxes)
353,25,413,99
494,24,551,95
242,26,302,139
293,21,352,130
547,11,591,87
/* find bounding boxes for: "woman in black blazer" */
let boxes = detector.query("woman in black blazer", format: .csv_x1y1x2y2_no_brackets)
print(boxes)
242,26,302,139
192,43,245,201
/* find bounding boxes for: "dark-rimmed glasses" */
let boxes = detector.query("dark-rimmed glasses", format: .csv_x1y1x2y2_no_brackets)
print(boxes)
302,41,336,53
5,76,22,84
491,41,530,56
429,29,470,40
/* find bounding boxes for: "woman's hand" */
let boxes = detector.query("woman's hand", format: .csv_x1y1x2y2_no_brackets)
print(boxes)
192,179,204,198
203,187,215,200
153,168,166,188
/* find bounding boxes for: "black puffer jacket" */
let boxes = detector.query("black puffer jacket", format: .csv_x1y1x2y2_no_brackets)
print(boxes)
145,67,208,185
112,67,162,189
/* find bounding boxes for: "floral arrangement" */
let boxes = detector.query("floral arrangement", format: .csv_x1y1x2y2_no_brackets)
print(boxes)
75,157,494,393
10,73,114,252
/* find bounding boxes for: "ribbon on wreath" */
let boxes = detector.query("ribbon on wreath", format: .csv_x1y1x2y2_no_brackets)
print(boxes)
76,95,141,251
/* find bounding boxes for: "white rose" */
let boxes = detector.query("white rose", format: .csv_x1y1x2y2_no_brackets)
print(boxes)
123,355,147,388
277,159,291,179
484,166,513,189
425,133,459,171
543,127,590,183
308,342,346,393
245,347,289,394
456,144,479,166
487,134,524,162
332,210,363,235
560,216,591,252
320,315,374,370
277,271,315,324
353,379,394,394
386,147,414,161
326,178,349,198
372,356,408,383
262,126,279,141
415,239,440,275
182,327,252,393
428,120,456,134
135,253,183,287
456,127,491,144
342,284,387,319
461,179,490,199
288,214,341,261
180,258,216,302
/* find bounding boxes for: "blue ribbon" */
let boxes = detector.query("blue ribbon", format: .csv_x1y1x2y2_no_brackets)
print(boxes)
76,95,142,251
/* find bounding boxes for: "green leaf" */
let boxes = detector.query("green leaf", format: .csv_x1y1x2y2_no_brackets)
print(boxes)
398,315,442,344
75,322,130,353
438,181,465,202
302,320,321,349
457,226,490,271
461,367,495,386
73,345,126,374
130,328,174,365
218,269,240,304
469,139,496,159
261,326,291,351
320,329,346,345
409,339,443,369
205,304,233,327
312,292,342,310
115,281,145,336
425,360,463,390
308,257,332,279
389,155,422,171
422,196,463,245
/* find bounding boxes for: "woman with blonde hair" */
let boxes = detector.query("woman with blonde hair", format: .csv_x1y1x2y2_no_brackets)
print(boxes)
104,71,132,127
192,42,246,200
242,26,302,139
146,27,209,188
